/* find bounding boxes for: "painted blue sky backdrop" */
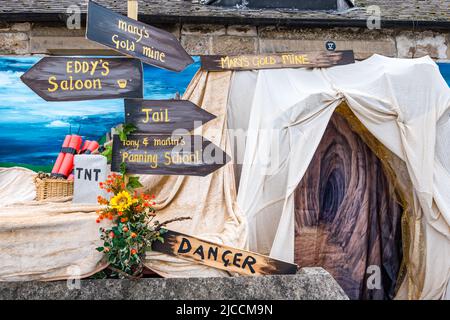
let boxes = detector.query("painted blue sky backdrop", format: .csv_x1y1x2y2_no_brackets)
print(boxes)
0,58,449,166
0,56,200,166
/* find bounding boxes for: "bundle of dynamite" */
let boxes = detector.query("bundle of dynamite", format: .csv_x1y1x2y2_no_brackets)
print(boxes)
51,134,100,180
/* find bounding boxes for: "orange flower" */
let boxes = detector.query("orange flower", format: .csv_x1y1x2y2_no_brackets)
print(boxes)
118,211,123,216
122,226,129,233
131,249,137,255
96,219,100,223
109,231,114,238
120,217,128,223
104,247,110,253
131,232,137,238
135,205,142,212
152,194,155,199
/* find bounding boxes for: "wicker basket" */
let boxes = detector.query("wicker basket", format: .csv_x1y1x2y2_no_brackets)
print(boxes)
34,176,74,201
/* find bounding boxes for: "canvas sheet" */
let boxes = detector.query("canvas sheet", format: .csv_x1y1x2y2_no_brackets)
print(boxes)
235,55,450,299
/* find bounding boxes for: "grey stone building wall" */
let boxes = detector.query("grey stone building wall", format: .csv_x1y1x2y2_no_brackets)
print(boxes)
0,21,449,61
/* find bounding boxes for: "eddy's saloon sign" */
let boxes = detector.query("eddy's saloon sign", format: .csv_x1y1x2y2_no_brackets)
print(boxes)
151,230,298,276
86,1,193,72
21,57,143,101
111,134,230,176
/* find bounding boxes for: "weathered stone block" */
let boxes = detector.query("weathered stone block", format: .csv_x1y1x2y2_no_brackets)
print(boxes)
182,24,226,36
30,36,109,54
211,36,257,55
259,38,396,59
0,22,11,32
181,35,212,55
396,31,449,59
12,22,31,32
152,24,181,40
31,23,86,37
0,267,348,300
0,32,29,54
227,25,257,37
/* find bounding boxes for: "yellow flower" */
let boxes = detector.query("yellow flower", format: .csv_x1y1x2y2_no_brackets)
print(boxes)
110,191,136,212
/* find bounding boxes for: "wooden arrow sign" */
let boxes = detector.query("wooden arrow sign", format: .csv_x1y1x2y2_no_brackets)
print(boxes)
150,229,298,276
86,1,194,72
111,134,230,176
125,99,216,134
201,50,355,71
20,57,143,102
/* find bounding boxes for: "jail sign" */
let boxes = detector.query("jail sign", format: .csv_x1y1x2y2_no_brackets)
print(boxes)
151,230,298,276
125,99,216,134
73,155,109,204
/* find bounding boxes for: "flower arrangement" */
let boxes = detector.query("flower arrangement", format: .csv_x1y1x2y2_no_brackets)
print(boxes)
95,173,189,277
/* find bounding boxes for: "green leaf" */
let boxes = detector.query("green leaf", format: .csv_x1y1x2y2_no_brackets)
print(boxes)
101,145,113,163
96,247,104,252
126,176,143,191
120,162,127,175
118,123,137,142
122,123,137,135
119,130,127,142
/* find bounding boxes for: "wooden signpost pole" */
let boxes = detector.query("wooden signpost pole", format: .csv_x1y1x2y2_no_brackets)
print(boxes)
127,0,138,20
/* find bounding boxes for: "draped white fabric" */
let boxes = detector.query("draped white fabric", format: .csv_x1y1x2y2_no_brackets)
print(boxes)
236,55,450,299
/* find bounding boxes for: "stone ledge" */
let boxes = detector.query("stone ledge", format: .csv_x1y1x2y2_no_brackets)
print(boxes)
0,267,348,300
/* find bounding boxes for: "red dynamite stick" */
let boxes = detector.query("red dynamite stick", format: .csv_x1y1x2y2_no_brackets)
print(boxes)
51,135,72,176
84,141,99,154
80,140,91,154
57,135,82,178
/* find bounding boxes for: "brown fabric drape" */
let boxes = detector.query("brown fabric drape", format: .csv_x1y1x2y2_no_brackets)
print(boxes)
294,111,403,300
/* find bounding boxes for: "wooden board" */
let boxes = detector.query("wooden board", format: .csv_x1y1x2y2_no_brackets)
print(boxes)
20,57,143,101
125,99,216,134
201,50,355,71
111,134,230,176
152,229,298,276
86,1,193,72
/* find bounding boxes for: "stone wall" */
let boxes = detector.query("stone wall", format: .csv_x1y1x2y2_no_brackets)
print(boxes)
0,267,348,300
0,21,449,60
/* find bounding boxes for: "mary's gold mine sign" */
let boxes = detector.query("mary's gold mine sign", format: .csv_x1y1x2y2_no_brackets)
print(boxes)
201,50,355,71
20,57,143,101
151,230,298,276
86,1,193,72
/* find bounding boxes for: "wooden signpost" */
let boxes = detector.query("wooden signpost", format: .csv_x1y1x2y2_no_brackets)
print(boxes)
151,229,298,276
86,1,194,72
201,50,355,71
20,57,143,101
125,99,216,134
111,134,230,176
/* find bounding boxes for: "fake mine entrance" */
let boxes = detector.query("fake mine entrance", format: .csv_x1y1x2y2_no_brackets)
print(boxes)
294,104,406,300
